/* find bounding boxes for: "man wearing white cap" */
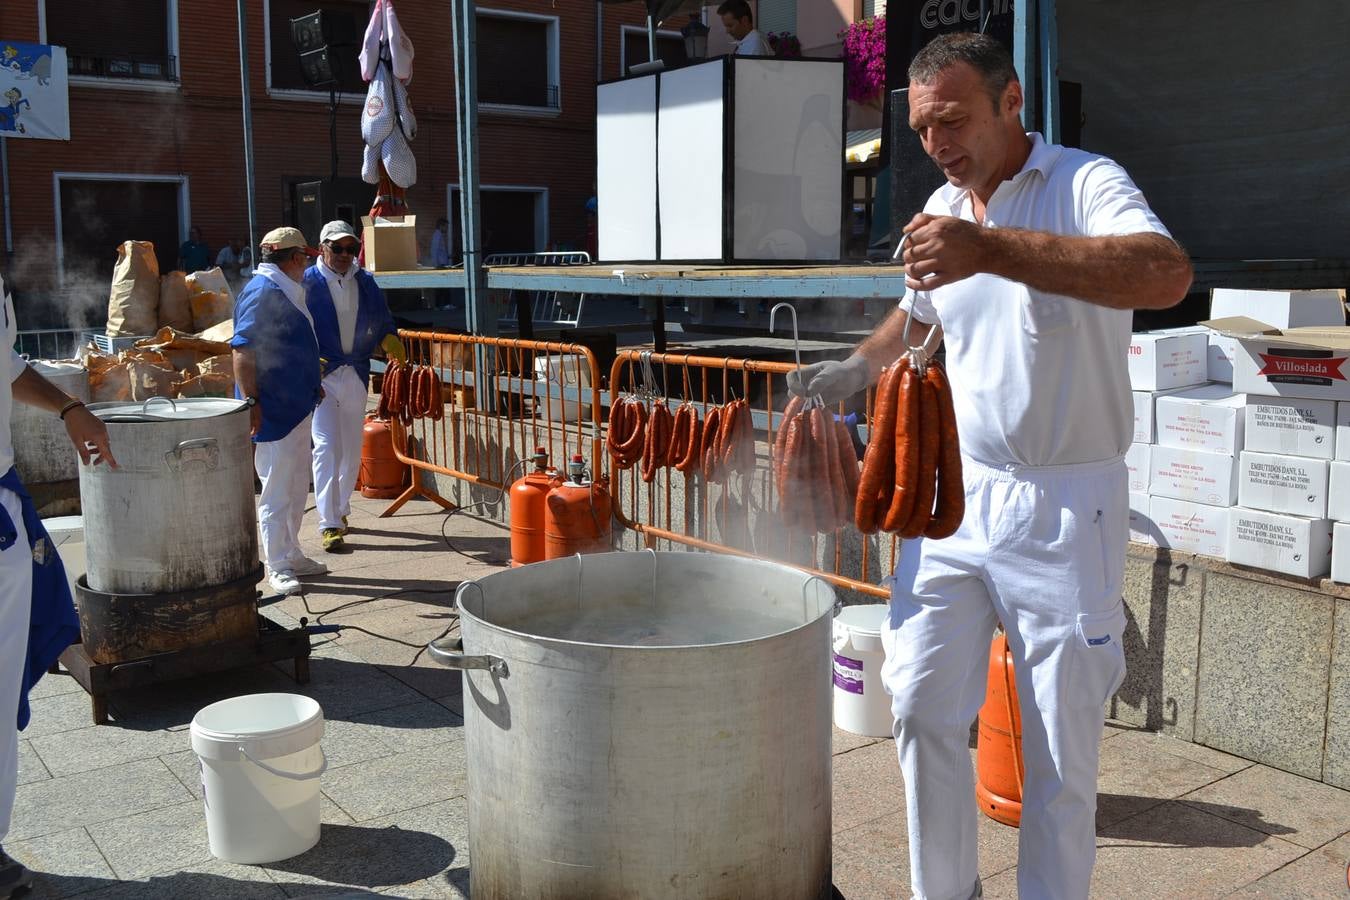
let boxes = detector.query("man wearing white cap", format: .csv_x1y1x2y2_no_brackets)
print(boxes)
304,220,405,553
232,227,326,596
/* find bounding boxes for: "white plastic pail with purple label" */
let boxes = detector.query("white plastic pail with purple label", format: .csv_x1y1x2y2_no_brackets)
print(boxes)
832,604,893,737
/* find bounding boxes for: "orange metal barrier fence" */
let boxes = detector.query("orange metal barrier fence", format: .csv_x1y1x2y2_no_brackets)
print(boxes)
380,330,604,515
606,350,897,599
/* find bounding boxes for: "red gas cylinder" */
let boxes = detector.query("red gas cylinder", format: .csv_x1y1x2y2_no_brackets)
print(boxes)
544,455,613,560
359,416,408,499
509,447,561,567
975,631,1024,827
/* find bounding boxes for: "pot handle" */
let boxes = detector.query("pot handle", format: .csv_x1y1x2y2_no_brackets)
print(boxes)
165,437,220,472
427,635,509,676
142,396,178,415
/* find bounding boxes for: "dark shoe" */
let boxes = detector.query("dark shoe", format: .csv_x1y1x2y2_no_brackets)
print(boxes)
321,528,345,553
0,849,35,899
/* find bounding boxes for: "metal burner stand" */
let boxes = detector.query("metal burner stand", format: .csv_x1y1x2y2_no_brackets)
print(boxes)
57,616,312,726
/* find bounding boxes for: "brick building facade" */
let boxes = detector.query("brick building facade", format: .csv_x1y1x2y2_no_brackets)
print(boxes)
0,0,677,328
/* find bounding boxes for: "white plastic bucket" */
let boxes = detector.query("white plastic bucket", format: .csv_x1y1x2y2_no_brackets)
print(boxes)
190,693,327,864
832,604,894,737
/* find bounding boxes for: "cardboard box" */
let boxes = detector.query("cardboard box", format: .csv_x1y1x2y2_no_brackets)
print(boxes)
1149,445,1239,506
1206,317,1350,403
1226,507,1333,579
1128,331,1209,391
1237,450,1329,519
361,215,418,272
1131,387,1190,443
1128,491,1155,545
1329,461,1350,523
1210,289,1346,329
1154,384,1245,454
1149,496,1229,557
1243,396,1337,459
1338,401,1350,461
1209,332,1238,383
1333,522,1350,584
1125,443,1151,492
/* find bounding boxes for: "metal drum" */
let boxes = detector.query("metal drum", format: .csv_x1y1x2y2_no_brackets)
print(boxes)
79,397,259,595
11,360,88,485
430,550,836,900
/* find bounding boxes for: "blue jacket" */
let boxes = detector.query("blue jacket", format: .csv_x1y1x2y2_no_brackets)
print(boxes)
303,266,397,385
230,273,322,442
0,467,80,731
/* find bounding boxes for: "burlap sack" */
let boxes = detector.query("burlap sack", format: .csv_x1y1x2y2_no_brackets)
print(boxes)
107,241,160,337
133,327,232,371
158,271,193,331
186,268,235,332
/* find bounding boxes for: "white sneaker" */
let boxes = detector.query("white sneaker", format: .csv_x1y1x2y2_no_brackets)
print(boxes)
268,570,302,596
286,556,330,577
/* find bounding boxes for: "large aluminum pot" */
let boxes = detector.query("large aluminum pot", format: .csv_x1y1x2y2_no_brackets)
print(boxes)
12,360,88,484
79,397,259,595
431,550,837,900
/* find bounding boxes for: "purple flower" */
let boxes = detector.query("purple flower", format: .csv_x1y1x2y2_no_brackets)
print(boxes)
840,16,885,102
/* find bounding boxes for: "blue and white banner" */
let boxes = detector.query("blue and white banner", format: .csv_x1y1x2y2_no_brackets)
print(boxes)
0,41,69,141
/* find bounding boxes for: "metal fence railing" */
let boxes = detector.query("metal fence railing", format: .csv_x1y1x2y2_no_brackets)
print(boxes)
14,329,84,361
605,349,896,600
380,329,603,516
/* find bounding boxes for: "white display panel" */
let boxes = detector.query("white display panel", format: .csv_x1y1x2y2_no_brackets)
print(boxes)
657,60,725,261
597,76,658,262
732,58,843,261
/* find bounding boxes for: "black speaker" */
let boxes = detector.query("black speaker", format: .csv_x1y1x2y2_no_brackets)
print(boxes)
888,89,947,242
290,12,327,52
295,181,326,247
290,11,358,88
298,46,336,88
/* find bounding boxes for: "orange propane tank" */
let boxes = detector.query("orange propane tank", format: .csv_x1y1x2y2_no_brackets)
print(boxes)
544,455,613,560
359,416,407,499
509,448,561,567
975,631,1024,827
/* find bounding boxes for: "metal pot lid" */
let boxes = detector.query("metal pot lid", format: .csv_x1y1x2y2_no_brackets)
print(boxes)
29,360,85,376
87,397,247,422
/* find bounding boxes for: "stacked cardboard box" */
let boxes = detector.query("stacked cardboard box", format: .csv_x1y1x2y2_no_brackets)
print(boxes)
1127,290,1350,580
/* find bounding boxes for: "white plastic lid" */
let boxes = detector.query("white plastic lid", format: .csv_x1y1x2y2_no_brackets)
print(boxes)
834,603,889,636
190,693,324,761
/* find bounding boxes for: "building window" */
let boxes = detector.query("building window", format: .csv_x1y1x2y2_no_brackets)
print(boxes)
477,11,561,111
268,0,368,94
758,0,798,37
46,0,178,83
620,27,687,75
56,175,186,292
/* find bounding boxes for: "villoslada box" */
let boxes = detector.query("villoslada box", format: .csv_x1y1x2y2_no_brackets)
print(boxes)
1208,332,1239,383
1128,331,1209,392
1149,496,1228,557
1205,318,1350,403
1149,445,1239,506
1209,289,1346,330
1226,507,1333,579
1237,450,1329,519
1243,396,1337,460
1153,384,1245,455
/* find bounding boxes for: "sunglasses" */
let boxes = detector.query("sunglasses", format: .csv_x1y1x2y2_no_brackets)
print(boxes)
328,242,359,255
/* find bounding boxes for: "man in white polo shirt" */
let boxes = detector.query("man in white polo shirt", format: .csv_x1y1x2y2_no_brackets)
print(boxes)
788,33,1192,900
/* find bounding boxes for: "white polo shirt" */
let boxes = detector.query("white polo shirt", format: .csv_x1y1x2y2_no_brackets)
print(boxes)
900,133,1172,468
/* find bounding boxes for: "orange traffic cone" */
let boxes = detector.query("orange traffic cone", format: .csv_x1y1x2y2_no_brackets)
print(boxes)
975,630,1024,827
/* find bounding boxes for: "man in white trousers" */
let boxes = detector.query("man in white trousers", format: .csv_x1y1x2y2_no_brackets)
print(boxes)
304,220,404,553
232,227,326,596
788,33,1192,900
0,272,117,897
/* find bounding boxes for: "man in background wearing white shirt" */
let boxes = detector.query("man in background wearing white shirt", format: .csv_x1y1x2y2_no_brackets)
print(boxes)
717,0,766,56
304,221,406,553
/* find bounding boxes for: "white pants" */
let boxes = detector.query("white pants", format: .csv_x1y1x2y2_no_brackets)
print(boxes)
0,488,33,844
311,367,367,532
881,456,1128,900
255,416,313,572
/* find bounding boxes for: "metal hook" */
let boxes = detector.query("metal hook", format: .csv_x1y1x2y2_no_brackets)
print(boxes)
454,580,487,614
769,302,804,373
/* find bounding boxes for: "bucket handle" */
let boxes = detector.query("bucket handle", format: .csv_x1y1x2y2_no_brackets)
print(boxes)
801,574,839,619
239,745,328,781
